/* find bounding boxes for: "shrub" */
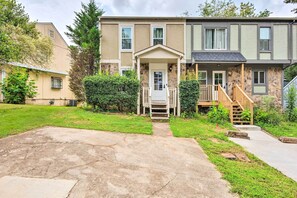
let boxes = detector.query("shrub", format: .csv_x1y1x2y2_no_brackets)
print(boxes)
0,68,37,104
285,86,297,122
207,104,229,124
254,107,282,126
83,73,140,112
179,79,199,117
241,109,251,121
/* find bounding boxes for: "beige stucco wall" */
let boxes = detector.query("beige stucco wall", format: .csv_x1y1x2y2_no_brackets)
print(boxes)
135,24,150,52
241,25,257,60
292,25,297,60
230,25,239,51
101,24,119,60
101,63,119,75
259,52,271,60
186,25,192,60
121,52,133,66
273,25,288,60
166,24,184,53
193,25,202,51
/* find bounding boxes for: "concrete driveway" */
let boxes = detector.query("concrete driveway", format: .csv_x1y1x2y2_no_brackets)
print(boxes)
0,127,234,197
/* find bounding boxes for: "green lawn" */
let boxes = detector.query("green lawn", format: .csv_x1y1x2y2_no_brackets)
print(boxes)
258,122,297,138
0,104,152,138
170,116,297,198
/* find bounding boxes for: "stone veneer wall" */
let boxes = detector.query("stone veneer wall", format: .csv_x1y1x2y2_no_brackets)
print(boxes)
101,63,119,75
228,66,282,107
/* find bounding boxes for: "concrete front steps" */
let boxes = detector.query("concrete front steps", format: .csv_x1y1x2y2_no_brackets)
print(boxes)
234,125,261,132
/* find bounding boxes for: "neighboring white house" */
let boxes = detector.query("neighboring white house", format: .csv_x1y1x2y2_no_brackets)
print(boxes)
283,76,297,109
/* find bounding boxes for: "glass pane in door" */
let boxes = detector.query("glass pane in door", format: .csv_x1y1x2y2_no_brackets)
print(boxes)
154,72,163,91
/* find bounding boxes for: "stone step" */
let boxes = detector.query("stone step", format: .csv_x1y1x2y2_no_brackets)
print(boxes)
234,125,261,131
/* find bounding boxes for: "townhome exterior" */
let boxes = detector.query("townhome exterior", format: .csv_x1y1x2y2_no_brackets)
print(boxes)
0,22,75,106
100,16,297,123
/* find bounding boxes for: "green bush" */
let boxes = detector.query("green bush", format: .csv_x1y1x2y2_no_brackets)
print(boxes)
241,109,251,121
285,86,297,122
254,107,282,126
207,104,229,124
179,79,199,117
0,69,37,104
83,73,140,112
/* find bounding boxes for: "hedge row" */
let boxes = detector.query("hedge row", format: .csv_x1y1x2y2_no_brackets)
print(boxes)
83,74,140,112
179,80,200,117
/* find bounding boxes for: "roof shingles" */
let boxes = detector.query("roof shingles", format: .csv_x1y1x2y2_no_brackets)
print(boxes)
192,52,247,63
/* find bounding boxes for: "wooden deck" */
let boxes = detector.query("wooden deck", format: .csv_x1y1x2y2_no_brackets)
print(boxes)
198,101,218,107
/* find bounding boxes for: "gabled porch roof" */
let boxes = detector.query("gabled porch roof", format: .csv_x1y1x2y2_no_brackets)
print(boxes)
134,44,184,59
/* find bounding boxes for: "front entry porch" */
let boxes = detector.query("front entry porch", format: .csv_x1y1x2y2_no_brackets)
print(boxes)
135,44,183,120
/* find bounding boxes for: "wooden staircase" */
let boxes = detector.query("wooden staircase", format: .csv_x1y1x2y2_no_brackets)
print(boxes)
232,103,250,125
150,103,169,121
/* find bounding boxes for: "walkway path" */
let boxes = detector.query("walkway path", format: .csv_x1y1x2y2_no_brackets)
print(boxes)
152,122,173,137
230,125,297,182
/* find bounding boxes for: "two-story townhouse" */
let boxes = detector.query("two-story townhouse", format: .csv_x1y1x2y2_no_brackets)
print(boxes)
0,22,75,106
99,16,297,124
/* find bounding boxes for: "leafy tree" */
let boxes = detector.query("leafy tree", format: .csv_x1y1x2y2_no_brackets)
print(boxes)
0,68,37,104
0,0,53,65
286,86,297,122
66,0,104,100
285,64,297,82
284,0,297,14
197,0,272,17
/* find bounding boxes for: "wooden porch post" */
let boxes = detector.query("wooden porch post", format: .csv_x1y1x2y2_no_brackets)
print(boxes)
241,63,245,90
195,63,199,80
137,58,141,115
177,58,181,116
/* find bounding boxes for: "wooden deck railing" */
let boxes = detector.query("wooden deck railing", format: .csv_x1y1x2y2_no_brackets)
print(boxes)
233,84,254,124
218,84,234,123
169,88,177,109
199,85,218,101
142,87,150,108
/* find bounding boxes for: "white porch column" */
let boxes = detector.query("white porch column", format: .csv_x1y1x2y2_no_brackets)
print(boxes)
137,58,141,115
177,58,181,116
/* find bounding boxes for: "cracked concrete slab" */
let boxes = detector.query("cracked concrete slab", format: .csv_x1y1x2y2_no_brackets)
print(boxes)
0,127,234,197
0,176,76,198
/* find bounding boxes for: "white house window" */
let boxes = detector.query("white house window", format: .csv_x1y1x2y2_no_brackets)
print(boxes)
120,67,132,76
121,27,132,50
260,27,271,51
51,77,62,89
198,71,207,85
205,28,227,50
48,29,55,39
153,27,164,45
253,70,267,94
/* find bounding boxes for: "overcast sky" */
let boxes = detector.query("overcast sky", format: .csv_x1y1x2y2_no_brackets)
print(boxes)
18,0,295,45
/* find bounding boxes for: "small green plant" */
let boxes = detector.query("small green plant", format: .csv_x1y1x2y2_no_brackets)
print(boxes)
286,86,297,122
207,104,229,124
0,68,37,104
241,109,251,121
254,107,282,126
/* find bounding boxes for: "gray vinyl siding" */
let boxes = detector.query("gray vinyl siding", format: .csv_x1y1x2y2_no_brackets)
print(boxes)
273,25,288,60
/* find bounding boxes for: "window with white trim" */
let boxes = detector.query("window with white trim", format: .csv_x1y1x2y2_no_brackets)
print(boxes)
260,27,271,51
51,77,62,89
253,70,267,94
121,27,132,50
120,67,132,76
198,71,207,85
152,27,164,45
205,28,227,50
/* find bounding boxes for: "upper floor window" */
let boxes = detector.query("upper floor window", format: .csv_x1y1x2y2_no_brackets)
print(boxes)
260,27,271,51
121,27,132,50
205,28,227,50
48,29,55,39
153,27,164,45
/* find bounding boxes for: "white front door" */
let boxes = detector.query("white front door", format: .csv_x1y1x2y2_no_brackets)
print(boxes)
212,71,226,100
151,69,166,101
